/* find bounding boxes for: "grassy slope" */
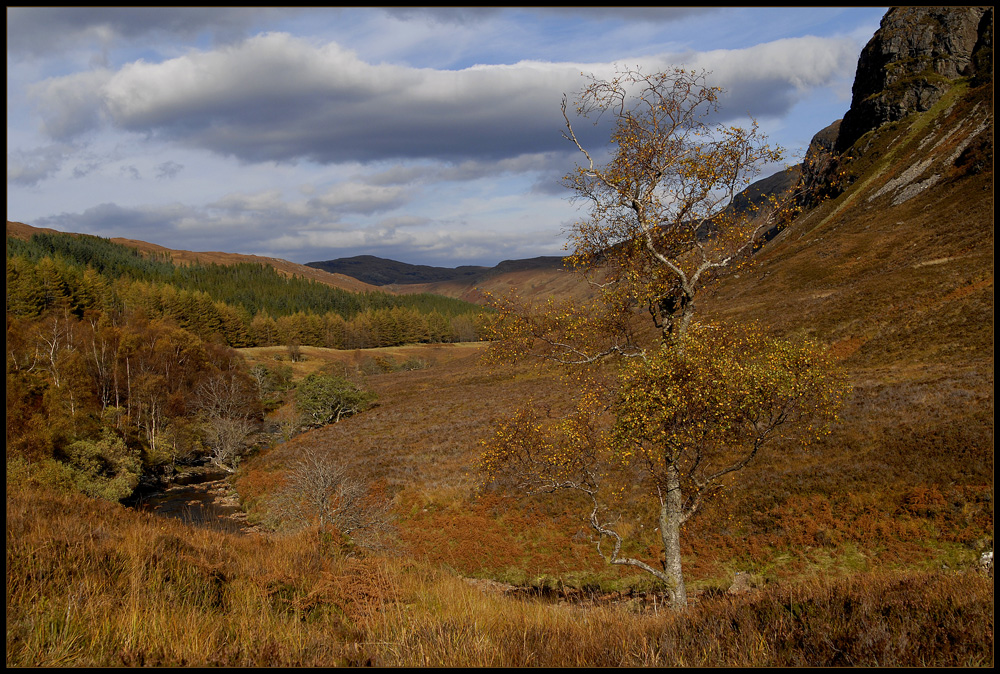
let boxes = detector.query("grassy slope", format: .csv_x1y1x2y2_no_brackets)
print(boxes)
225,81,993,594
7,439,992,667
389,264,598,304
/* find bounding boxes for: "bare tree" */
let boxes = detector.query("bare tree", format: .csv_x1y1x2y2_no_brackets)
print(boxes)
268,448,395,555
193,371,260,472
287,339,303,363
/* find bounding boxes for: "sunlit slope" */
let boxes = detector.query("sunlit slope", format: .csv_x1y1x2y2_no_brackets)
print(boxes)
702,79,993,372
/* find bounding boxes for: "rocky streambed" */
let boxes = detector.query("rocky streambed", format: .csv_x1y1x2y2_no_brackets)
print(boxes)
131,465,260,534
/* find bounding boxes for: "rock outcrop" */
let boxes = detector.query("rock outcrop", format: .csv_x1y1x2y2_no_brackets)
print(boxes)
795,119,843,208
836,6,992,153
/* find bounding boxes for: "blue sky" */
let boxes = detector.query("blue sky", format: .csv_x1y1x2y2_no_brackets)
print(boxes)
7,7,887,267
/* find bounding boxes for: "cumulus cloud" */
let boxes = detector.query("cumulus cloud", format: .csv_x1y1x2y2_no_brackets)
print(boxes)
382,7,711,25
260,214,565,266
364,152,571,187
155,160,184,179
27,32,857,166
29,178,569,266
679,36,859,117
72,161,104,179
308,182,412,215
204,182,410,229
28,69,112,140
119,165,141,180
11,8,880,268
34,202,191,239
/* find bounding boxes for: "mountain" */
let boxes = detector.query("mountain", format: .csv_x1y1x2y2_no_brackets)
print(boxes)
306,255,491,286
307,163,807,303
305,254,567,286
836,6,992,154
5,8,994,667
699,3,992,454
306,254,583,304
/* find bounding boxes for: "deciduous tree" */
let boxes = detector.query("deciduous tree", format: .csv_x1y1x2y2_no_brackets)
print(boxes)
295,373,377,429
267,448,395,555
193,370,261,472
480,67,848,611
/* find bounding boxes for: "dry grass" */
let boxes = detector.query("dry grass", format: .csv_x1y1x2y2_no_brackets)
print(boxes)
230,335,992,592
6,480,992,667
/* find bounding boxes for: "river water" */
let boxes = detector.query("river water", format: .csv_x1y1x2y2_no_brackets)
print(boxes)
134,466,253,534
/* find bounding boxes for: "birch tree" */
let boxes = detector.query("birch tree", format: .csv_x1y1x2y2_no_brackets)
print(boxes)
480,68,847,610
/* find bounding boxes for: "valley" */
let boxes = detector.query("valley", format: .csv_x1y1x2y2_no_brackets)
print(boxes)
6,6,993,667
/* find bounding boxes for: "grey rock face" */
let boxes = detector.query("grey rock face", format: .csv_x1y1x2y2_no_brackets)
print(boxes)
796,119,843,208
836,7,992,153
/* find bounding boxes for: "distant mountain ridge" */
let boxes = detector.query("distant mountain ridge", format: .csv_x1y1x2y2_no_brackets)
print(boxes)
306,254,567,287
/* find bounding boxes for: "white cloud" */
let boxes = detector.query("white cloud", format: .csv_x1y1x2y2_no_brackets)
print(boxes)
309,182,411,215
10,7,886,267
28,32,858,166
28,69,112,139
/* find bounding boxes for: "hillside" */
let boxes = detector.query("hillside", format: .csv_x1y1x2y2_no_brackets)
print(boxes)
306,254,492,285
232,2,994,591
704,6,993,372
7,221,489,350
234,0,993,577
310,165,805,306
306,254,586,304
6,220,381,295
389,263,595,304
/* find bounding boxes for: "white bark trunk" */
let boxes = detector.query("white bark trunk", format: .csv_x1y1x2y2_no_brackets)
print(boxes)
659,464,688,610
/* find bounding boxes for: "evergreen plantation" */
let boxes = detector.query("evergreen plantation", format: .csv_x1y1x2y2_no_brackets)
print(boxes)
6,231,487,349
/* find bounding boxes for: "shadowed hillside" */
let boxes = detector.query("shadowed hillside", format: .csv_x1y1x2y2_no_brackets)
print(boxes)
307,254,588,304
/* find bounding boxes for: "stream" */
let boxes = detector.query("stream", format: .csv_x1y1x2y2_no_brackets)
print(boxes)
132,465,255,534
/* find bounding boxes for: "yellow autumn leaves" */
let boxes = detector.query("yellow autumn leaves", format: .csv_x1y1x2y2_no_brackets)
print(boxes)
479,321,848,505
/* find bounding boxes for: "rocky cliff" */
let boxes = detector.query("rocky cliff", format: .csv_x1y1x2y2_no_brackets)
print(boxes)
797,6,991,206
836,6,992,153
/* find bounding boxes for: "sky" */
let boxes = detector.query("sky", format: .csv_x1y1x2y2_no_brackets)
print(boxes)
7,6,888,268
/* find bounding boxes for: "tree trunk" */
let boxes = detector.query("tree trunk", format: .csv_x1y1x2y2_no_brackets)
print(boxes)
659,464,688,610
